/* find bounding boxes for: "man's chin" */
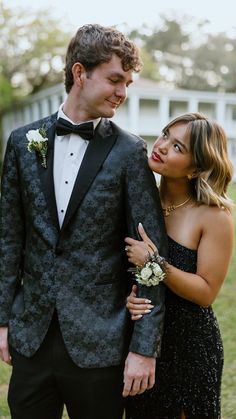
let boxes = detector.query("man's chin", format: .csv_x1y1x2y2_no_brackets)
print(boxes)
101,109,116,118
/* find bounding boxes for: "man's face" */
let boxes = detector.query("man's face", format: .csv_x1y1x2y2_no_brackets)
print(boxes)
78,54,134,120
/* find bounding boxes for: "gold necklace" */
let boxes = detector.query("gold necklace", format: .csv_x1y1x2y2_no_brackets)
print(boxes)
162,196,191,217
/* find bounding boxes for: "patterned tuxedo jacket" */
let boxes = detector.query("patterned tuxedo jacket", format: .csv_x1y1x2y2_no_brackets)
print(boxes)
0,113,168,368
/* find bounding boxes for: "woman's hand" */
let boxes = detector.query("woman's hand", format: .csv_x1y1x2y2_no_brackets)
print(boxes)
125,237,150,266
126,285,154,320
137,223,158,253
125,223,159,266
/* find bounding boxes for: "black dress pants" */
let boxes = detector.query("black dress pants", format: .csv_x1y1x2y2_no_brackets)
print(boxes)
8,313,125,419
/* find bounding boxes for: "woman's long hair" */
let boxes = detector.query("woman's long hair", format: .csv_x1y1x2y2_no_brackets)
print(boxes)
163,112,234,210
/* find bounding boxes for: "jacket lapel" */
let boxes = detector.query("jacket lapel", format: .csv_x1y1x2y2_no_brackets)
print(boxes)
38,120,60,231
61,119,117,233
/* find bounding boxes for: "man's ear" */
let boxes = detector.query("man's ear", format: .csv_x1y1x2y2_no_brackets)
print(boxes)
71,62,86,87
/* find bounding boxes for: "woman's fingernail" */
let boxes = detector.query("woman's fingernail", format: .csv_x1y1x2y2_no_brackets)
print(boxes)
137,314,143,318
144,309,152,313
145,299,151,303
147,305,154,309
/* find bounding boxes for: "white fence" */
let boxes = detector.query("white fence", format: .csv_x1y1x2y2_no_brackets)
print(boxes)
2,79,236,179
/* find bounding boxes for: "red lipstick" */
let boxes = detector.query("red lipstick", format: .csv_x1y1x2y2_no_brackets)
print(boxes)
151,151,163,162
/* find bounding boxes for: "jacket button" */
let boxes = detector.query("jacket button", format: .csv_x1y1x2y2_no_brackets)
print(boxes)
55,247,63,255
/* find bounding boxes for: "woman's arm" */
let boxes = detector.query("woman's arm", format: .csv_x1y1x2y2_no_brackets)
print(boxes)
164,208,233,306
126,211,234,310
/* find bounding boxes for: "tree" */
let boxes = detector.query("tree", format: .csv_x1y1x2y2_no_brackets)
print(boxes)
128,15,236,92
0,1,71,114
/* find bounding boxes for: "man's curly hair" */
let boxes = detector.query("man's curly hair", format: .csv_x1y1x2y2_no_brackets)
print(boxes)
64,24,142,93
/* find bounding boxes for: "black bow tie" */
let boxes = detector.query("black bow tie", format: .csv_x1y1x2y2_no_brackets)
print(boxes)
56,118,94,140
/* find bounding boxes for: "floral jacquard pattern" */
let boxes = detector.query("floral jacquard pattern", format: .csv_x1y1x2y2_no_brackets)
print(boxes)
0,116,168,367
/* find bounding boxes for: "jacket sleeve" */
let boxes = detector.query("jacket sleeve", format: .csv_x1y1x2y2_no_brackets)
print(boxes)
124,138,168,357
0,134,25,325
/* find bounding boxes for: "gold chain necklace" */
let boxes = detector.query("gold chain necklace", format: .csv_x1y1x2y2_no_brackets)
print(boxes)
162,196,191,217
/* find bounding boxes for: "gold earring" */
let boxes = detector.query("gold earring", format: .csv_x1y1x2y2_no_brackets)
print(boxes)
187,174,193,180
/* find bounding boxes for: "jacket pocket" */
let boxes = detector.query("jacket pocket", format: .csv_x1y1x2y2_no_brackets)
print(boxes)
95,273,122,285
95,182,120,191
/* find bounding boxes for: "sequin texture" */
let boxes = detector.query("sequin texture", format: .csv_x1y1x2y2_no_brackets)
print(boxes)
126,236,223,419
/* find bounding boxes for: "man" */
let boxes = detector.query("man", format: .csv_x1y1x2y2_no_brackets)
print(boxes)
0,24,168,419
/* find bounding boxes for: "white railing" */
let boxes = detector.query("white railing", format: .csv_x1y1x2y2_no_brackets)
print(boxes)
2,80,236,179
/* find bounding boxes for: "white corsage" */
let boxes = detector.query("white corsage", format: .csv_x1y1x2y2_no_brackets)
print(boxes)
135,261,165,286
26,126,48,168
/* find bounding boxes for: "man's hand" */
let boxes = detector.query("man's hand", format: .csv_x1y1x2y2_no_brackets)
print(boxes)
123,351,156,397
0,327,11,364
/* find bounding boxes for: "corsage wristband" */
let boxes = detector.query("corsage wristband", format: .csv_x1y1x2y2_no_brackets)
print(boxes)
147,251,167,273
128,252,167,287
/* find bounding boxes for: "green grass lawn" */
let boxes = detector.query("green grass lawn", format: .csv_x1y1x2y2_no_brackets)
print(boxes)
213,182,236,418
1,184,236,419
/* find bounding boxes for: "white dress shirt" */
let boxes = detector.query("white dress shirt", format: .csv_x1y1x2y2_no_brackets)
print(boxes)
54,104,100,227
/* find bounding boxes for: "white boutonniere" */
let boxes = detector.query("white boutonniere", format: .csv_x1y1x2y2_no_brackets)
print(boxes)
26,126,48,168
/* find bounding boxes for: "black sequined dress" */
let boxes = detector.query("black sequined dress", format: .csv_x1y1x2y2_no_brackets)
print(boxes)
126,236,224,419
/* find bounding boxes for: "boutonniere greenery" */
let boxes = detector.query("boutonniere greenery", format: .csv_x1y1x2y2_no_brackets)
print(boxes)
26,126,48,168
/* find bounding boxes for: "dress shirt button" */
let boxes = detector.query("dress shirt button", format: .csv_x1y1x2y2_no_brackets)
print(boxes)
65,181,68,184
55,247,63,255
61,209,64,213
70,153,74,156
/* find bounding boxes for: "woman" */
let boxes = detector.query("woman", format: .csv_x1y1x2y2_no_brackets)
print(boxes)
124,112,234,419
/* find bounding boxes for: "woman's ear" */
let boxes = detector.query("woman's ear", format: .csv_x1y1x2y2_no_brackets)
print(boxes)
187,170,199,180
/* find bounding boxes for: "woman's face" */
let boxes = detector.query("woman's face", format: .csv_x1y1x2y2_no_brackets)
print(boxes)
148,122,195,179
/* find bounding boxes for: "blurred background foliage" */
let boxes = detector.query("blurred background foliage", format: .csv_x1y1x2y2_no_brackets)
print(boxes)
1,1,236,119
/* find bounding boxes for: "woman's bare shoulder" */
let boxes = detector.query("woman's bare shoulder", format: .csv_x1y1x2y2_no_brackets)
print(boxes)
197,204,234,234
